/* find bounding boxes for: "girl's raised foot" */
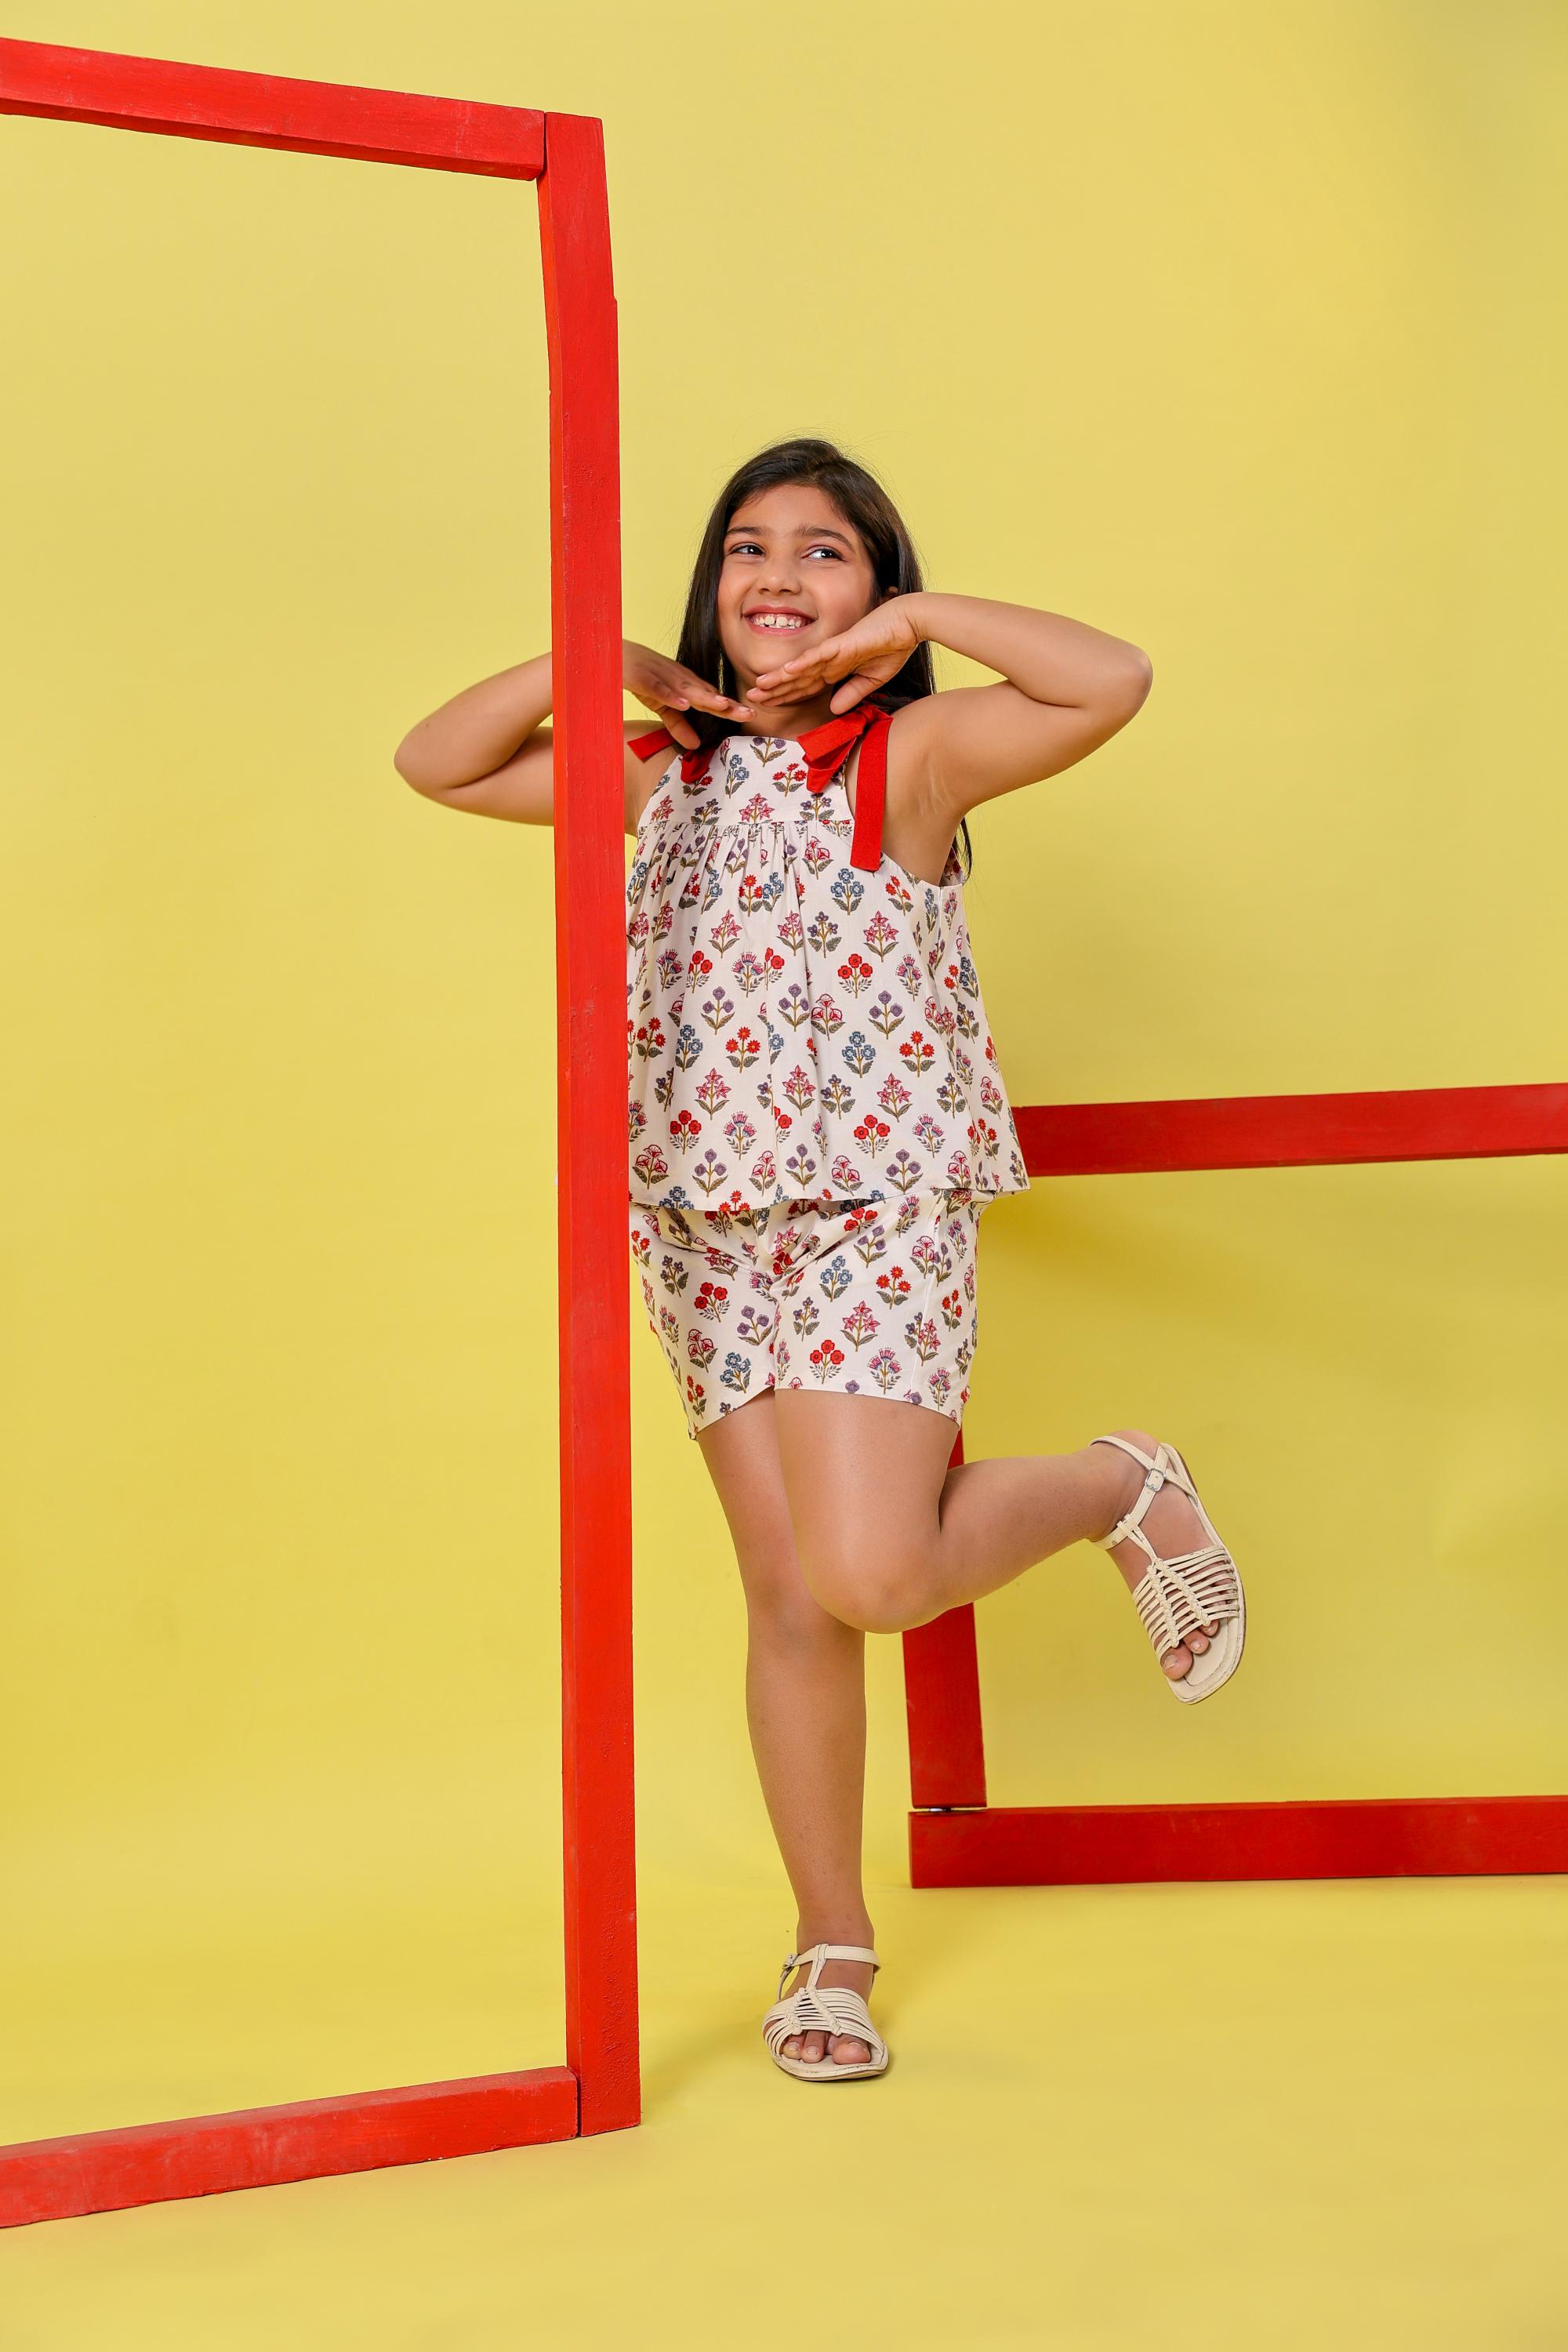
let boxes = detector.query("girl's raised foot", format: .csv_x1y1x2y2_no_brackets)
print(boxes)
1095,1428,1226,1682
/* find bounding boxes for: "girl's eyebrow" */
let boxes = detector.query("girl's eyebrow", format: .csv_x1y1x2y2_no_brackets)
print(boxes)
727,521,856,547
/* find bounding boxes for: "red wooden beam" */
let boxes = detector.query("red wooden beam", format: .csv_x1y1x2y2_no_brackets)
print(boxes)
0,36,545,178
539,112,639,2140
0,2068,577,2230
1016,1080,1568,1178
0,46,640,2224
910,1795,1568,1888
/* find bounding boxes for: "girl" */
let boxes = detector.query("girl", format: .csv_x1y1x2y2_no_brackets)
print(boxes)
394,437,1246,2085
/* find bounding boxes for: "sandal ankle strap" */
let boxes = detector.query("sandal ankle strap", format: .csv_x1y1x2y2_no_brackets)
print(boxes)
1090,1434,1197,1550
779,1943,880,2002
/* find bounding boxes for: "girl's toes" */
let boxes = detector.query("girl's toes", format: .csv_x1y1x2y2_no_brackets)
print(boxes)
799,2031,827,2063
1187,1627,1210,1654
782,2031,805,2059
830,2036,871,2066
1162,1642,1193,1679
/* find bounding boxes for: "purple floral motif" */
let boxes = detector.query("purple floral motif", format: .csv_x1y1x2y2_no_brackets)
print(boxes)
690,1149,730,1196
880,1149,926,1196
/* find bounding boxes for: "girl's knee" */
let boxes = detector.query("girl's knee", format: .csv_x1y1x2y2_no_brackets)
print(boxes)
739,1556,855,1649
800,1550,931,1636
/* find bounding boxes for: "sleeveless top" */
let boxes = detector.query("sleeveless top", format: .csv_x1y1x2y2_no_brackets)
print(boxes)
624,695,1032,1214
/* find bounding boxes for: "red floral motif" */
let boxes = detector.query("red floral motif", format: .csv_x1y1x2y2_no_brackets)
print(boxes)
875,1264,913,1309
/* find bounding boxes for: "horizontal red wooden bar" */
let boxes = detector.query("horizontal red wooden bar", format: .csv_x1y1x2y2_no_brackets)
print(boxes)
0,2064,578,2229
0,37,545,179
1014,1080,1568,1178
909,1793,1568,1889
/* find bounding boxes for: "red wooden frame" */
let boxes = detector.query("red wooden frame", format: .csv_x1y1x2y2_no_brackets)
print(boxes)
0,39,636,2227
905,1080,1568,1889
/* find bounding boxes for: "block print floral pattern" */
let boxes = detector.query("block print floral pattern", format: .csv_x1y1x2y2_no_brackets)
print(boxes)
630,1188,986,1441
626,729,1032,1210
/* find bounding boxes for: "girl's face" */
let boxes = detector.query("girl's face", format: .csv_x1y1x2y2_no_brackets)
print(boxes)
715,482,884,706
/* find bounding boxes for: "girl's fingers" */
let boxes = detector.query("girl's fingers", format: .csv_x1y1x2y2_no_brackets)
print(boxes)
681,679,750,719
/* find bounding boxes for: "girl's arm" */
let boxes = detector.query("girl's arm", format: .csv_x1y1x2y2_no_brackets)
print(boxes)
899,593,1152,818
750,591,1152,825
393,644,749,831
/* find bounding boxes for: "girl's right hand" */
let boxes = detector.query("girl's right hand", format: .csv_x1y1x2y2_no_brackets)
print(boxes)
623,640,750,752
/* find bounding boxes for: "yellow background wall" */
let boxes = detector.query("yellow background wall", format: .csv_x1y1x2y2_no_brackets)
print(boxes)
2,0,1563,2148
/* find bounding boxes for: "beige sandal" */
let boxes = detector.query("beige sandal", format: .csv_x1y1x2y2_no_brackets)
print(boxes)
762,1944,889,2082
1090,1435,1246,1704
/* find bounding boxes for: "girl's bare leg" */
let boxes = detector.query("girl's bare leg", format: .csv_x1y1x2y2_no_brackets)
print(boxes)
771,1394,1221,1670
695,1392,877,2067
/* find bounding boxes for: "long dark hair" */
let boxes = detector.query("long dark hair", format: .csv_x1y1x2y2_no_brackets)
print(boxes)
673,436,973,881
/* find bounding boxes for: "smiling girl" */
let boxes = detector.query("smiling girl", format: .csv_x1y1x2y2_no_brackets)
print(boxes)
394,437,1247,2085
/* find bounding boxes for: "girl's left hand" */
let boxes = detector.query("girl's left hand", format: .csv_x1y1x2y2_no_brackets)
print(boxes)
746,594,926,714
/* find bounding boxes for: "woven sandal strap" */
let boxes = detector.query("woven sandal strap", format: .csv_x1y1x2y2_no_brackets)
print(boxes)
1134,1547,1236,1652
764,1986,885,2062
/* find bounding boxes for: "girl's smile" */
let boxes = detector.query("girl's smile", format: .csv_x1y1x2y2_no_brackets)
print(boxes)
717,481,881,706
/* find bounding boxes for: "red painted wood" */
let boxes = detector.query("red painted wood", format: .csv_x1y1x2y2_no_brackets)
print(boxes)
0,65,638,2224
539,111,640,2140
909,1794,1568,1888
0,2068,577,2229
901,1428,988,1807
0,36,545,177
1015,1081,1568,1177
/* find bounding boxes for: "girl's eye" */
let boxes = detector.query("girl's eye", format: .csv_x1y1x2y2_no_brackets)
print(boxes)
723,541,844,560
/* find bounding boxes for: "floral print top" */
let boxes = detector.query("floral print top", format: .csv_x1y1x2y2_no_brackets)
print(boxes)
624,696,1032,1214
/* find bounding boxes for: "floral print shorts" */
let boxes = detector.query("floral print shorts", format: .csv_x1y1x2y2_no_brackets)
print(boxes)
630,1189,986,1442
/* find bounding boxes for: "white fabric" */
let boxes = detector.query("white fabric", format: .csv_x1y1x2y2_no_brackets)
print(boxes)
626,732,1032,1210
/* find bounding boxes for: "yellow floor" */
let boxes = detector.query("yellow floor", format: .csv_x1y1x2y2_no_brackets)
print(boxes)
5,1867,1564,2349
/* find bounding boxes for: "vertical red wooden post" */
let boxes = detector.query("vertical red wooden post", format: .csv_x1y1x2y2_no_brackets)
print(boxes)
538,111,639,2136
901,1428,988,1809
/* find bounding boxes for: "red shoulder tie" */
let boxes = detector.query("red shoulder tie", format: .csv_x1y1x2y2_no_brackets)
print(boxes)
845,706,893,873
628,724,676,763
